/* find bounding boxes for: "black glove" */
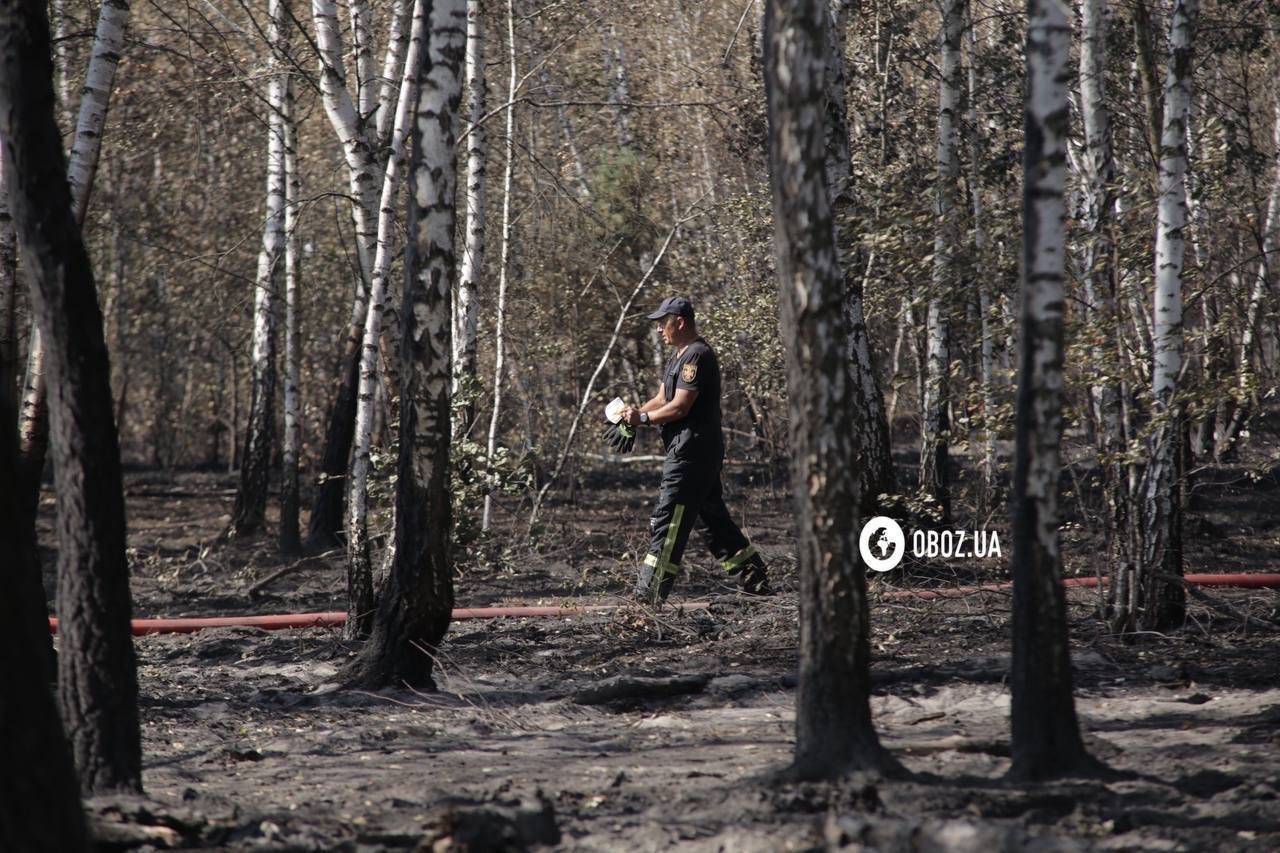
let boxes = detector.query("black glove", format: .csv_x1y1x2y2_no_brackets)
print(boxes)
603,421,636,454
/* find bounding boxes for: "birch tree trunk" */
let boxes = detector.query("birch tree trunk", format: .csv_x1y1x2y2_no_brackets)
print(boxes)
1216,83,1280,459
1136,0,1199,633
764,0,896,781
921,0,963,521
1009,0,1096,780
305,0,388,547
453,0,485,434
350,0,377,125
347,0,464,690
481,0,518,533
280,69,303,555
376,0,413,146
1079,0,1131,588
347,0,426,639
231,0,290,537
823,0,892,513
965,7,997,493
0,0,141,793
17,0,130,524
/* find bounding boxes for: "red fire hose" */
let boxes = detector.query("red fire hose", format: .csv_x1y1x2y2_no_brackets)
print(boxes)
879,572,1280,600
43,575,1277,636
47,602,708,636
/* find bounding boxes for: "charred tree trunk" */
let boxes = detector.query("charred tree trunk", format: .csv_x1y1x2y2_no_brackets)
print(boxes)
347,0,463,689
0,0,141,794
1008,0,1097,780
764,0,896,781
347,0,426,639
0,333,87,852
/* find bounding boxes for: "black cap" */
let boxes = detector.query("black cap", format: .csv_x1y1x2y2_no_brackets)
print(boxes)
646,296,695,320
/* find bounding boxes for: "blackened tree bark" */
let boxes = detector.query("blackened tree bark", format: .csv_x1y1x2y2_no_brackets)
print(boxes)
0,0,142,794
0,346,87,853
1008,0,1098,781
764,0,897,780
346,0,463,689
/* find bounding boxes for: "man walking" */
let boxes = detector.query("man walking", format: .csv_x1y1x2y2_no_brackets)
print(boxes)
621,296,772,603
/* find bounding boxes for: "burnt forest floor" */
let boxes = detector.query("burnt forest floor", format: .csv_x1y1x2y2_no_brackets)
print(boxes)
38,427,1280,852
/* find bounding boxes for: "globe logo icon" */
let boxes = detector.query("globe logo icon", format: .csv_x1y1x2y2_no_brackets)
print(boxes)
859,516,905,572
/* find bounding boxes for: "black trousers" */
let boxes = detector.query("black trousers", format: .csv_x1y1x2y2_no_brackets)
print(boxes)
643,433,760,583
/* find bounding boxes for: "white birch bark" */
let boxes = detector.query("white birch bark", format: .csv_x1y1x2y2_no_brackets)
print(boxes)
52,0,74,133
453,0,485,407
312,0,380,282
350,0,377,125
1139,0,1198,630
921,0,963,519
281,68,303,554
1218,85,1280,456
231,0,289,536
344,0,465,689
1009,0,1093,779
965,6,997,490
375,0,413,148
347,0,427,630
481,0,518,532
66,0,129,226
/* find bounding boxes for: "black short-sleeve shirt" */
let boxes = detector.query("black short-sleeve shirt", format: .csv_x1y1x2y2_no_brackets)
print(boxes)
661,339,721,442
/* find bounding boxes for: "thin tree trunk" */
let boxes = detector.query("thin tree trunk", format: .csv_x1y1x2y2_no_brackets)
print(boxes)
0,145,14,399
231,0,290,537
963,5,997,494
481,0,518,533
921,0,962,522
0,0,141,793
453,0,485,435
347,0,425,640
1079,0,1131,601
1217,84,1280,458
349,0,377,124
305,0,388,548
375,0,413,146
823,0,892,513
346,0,464,690
764,0,896,781
1009,0,1096,780
280,67,303,556
1137,0,1199,633
1131,0,1163,179
538,64,591,198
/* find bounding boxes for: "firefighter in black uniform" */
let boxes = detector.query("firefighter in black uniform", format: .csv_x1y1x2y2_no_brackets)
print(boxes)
620,296,772,604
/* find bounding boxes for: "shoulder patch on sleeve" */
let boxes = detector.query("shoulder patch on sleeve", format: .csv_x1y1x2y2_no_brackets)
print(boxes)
681,363,698,383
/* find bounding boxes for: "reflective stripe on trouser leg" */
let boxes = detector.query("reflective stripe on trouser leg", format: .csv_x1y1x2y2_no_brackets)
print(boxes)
646,503,685,578
720,545,758,573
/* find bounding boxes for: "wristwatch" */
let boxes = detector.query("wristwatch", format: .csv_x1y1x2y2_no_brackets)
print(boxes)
639,412,650,425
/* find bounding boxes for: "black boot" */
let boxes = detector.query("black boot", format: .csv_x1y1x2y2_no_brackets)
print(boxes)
635,560,678,605
729,556,773,596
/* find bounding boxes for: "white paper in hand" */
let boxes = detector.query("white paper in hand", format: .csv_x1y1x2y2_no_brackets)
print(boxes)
605,397,626,424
